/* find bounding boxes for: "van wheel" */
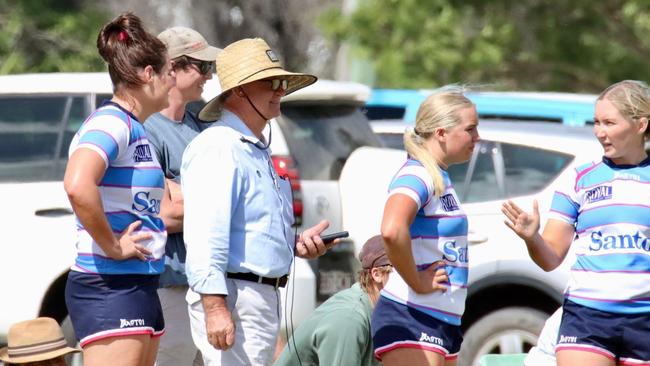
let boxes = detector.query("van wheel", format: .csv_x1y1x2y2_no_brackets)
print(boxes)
459,307,547,366
61,315,83,366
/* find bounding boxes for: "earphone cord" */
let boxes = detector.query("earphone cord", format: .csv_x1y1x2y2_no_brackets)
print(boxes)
283,174,303,366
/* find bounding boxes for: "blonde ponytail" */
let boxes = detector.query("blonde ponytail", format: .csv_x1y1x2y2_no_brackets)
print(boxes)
404,128,445,197
404,86,474,197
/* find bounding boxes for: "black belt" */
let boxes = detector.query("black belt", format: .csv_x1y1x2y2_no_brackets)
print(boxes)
227,272,288,288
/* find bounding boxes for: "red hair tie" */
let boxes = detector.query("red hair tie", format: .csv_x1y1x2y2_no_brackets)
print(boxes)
118,31,128,42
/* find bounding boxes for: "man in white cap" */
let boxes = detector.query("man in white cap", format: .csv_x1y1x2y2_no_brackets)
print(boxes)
181,38,335,365
0,317,80,366
144,26,220,366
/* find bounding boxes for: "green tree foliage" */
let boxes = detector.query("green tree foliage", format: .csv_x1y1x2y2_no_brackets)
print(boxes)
0,0,108,74
320,0,650,92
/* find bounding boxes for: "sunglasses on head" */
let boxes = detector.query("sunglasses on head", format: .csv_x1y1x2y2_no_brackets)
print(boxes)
264,78,289,91
186,57,214,75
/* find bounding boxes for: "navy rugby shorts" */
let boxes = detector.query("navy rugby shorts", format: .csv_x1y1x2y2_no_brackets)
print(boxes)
371,296,463,361
65,271,164,347
557,299,650,364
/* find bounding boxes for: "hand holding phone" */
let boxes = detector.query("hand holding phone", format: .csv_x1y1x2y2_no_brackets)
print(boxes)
320,231,349,244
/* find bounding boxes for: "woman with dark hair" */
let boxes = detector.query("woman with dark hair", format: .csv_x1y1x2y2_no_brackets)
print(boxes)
63,12,174,366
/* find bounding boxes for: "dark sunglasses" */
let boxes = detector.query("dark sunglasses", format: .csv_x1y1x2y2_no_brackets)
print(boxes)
264,78,289,91
186,58,214,75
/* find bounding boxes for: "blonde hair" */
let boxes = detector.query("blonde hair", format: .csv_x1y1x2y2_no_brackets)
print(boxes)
598,80,650,138
404,86,475,197
358,266,392,294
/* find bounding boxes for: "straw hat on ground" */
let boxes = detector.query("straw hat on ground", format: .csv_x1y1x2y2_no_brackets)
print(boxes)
0,317,80,364
198,37,317,121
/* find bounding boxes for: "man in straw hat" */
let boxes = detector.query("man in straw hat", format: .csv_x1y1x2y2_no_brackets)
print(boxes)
0,317,80,366
181,38,339,365
275,235,393,366
145,25,221,366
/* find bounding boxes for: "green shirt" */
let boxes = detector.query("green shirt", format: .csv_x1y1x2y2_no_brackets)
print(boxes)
274,283,380,366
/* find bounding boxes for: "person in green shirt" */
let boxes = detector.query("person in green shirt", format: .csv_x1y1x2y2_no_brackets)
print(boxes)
274,235,392,366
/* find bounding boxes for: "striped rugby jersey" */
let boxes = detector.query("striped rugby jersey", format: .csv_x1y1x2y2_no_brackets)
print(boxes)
550,156,650,314
380,159,469,325
68,103,166,275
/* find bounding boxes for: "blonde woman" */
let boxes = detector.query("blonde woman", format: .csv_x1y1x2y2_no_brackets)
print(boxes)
503,80,650,366
372,87,480,366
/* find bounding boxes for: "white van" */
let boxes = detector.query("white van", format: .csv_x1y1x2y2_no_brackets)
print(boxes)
0,73,379,348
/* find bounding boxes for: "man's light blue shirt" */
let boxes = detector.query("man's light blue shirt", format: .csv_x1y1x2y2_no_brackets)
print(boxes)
181,110,295,296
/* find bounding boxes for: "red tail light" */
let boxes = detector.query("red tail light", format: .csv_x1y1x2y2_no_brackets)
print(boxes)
272,155,302,226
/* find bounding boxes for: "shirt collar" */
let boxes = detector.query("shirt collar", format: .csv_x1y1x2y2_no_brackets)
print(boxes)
221,109,269,147
602,155,650,169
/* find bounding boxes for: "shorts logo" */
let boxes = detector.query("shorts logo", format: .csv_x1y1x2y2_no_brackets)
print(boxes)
559,335,577,343
120,318,145,328
441,194,460,211
419,332,444,346
133,144,153,162
585,185,612,203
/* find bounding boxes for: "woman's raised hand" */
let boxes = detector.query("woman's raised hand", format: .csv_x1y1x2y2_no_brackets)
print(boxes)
501,199,540,241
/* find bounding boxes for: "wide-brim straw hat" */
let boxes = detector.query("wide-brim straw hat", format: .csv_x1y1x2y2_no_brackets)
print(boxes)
0,317,80,364
198,38,317,121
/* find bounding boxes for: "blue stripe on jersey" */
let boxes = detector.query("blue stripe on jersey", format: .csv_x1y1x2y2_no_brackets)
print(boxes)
550,191,579,219
91,108,131,129
567,295,650,314
575,163,610,189
106,212,165,233
78,130,119,161
447,265,468,287
576,205,650,232
75,254,164,275
101,167,165,188
411,215,468,238
129,123,147,145
572,253,650,273
415,263,468,287
380,291,462,325
390,174,429,205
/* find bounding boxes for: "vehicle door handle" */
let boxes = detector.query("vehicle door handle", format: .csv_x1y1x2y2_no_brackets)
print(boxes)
468,232,488,245
315,196,330,215
35,208,73,217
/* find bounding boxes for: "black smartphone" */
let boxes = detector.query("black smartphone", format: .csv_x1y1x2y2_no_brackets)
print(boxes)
320,231,349,244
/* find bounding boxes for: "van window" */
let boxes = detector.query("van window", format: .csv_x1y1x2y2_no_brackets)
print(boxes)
0,95,86,182
278,104,382,180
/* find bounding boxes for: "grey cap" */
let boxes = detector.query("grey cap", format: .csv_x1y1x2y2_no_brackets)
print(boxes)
158,27,221,61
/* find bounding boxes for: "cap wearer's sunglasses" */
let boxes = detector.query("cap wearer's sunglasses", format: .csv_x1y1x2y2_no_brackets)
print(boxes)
263,78,289,91
186,58,214,75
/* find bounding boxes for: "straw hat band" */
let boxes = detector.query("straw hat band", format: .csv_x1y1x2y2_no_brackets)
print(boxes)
238,66,285,84
8,338,68,358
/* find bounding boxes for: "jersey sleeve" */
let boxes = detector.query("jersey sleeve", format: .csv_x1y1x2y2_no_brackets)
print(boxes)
388,163,433,210
548,164,581,225
72,111,130,168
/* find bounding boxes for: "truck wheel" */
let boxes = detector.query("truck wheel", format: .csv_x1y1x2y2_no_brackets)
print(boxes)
459,307,547,366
